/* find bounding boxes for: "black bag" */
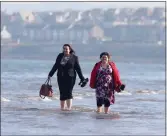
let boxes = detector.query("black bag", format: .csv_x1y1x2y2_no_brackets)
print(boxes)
39,78,53,99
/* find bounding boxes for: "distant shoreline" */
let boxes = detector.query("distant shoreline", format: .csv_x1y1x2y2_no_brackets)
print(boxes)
1,42,165,65
1,55,165,64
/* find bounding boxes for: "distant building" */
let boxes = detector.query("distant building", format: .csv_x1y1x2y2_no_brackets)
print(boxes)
19,11,36,23
1,25,12,40
1,25,12,45
90,25,104,40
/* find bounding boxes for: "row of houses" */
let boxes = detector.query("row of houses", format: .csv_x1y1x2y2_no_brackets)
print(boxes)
1,24,101,43
1,23,165,45
1,7,165,45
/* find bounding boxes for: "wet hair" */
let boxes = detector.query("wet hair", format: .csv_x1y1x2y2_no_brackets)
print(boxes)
100,52,111,59
63,44,75,54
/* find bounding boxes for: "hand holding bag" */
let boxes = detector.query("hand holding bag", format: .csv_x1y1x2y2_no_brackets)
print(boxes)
39,78,53,99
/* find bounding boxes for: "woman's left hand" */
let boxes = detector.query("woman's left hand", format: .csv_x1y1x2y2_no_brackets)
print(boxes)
120,84,125,90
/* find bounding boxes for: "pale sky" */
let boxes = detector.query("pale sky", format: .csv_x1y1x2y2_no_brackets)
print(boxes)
1,1,165,13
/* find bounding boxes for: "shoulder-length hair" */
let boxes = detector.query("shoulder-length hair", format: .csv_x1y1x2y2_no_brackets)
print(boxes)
63,44,75,54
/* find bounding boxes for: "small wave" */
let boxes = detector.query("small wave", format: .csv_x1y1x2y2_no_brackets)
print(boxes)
116,91,132,96
158,90,166,94
1,97,10,102
136,98,164,102
29,96,59,101
72,106,96,112
2,106,95,113
93,112,120,119
19,96,41,101
73,96,83,100
13,95,84,102
24,108,40,111
121,111,141,115
41,97,52,101
73,92,95,97
135,90,158,95
18,96,55,101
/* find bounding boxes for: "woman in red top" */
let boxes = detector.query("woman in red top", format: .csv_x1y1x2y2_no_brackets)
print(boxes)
90,52,125,114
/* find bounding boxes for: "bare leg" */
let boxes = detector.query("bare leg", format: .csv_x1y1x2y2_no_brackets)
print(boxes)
60,100,66,110
97,106,103,113
66,99,72,110
104,107,109,114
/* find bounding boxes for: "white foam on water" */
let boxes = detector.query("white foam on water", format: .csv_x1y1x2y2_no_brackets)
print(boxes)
73,96,83,100
41,97,52,102
136,90,158,95
1,97,10,102
116,91,132,96
22,95,59,101
27,96,41,101
151,91,158,94
72,106,96,112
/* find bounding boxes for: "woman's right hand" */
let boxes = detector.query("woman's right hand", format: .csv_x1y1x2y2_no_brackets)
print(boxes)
79,78,89,87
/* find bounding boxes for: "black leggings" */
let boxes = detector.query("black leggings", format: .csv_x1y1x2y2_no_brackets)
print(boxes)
57,75,76,101
96,98,110,107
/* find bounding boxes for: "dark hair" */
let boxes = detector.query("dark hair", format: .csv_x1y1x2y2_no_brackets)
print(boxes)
100,52,111,59
63,44,75,54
